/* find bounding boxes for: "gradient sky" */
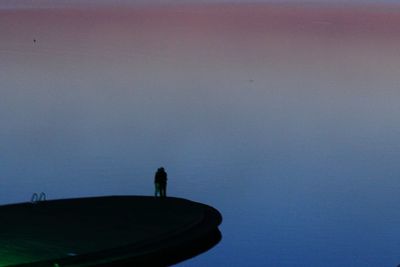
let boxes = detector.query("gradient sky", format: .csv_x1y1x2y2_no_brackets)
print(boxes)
1,3,400,266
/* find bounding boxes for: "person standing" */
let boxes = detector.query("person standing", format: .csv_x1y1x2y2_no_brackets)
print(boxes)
154,167,168,197
154,168,161,197
154,167,167,198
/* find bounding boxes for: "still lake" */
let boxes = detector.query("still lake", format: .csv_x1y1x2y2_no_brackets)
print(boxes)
1,4,400,266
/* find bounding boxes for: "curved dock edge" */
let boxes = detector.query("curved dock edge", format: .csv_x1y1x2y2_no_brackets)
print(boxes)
7,196,222,267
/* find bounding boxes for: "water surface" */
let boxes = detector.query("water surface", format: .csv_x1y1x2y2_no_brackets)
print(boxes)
1,4,400,266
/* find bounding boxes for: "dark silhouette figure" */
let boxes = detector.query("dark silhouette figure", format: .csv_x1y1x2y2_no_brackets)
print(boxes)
154,167,167,198
154,169,161,197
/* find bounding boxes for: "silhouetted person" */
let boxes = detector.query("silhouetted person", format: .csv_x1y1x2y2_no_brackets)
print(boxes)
154,168,161,197
154,167,167,198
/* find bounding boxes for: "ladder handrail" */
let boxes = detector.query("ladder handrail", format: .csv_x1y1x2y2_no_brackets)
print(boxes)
31,192,46,203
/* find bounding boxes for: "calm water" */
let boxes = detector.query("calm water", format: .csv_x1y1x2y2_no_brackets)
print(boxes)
1,4,400,266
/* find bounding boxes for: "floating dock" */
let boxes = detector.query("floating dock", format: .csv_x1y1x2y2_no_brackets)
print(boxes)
0,196,222,266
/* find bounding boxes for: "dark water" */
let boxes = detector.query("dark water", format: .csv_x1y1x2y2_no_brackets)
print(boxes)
1,4,400,266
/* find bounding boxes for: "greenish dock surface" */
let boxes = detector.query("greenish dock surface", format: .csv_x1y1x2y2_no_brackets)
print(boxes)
0,196,222,266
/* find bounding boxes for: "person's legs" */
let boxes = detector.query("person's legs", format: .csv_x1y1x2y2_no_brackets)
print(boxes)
155,183,160,197
161,184,167,197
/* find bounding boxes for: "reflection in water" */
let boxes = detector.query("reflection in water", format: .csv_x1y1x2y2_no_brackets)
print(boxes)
1,4,400,267
154,228,222,266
